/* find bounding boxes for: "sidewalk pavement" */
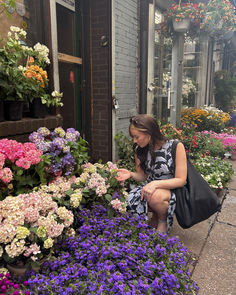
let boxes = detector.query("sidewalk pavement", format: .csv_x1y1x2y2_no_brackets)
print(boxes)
170,159,236,295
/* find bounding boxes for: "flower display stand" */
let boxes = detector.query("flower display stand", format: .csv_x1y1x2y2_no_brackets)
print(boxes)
172,18,190,33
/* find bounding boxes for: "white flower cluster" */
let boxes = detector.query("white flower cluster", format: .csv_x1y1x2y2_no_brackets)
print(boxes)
182,78,197,98
8,26,27,40
162,73,196,97
34,42,50,64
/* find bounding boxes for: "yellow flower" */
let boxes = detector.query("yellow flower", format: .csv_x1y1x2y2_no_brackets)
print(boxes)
36,226,47,238
44,238,53,249
16,226,30,240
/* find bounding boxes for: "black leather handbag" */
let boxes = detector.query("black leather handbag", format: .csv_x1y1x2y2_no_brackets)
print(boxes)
171,140,221,229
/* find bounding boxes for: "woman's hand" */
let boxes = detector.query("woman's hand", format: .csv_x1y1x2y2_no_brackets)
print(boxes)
141,181,157,201
115,168,132,182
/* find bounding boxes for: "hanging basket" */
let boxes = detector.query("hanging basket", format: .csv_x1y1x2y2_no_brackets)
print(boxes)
172,18,190,33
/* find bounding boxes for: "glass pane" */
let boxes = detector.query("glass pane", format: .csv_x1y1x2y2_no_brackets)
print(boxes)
182,39,200,107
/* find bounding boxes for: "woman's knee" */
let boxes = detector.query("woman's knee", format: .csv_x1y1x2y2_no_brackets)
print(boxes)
149,189,171,205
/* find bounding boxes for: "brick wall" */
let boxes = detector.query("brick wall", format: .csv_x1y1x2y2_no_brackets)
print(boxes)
0,115,63,142
113,0,139,138
90,0,112,162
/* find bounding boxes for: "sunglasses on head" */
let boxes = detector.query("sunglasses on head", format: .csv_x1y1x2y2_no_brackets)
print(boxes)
130,117,138,125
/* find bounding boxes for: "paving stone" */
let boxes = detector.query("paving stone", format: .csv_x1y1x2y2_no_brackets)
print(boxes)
170,216,211,256
192,223,236,295
217,193,236,226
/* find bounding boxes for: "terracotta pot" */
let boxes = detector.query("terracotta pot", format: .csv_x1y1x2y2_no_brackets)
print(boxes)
7,263,27,277
172,18,190,33
7,255,51,276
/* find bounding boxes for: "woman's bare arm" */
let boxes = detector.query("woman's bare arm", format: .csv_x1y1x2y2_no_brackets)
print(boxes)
142,142,187,194
116,154,147,182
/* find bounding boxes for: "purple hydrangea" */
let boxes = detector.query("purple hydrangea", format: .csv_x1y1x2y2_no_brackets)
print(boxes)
66,128,80,142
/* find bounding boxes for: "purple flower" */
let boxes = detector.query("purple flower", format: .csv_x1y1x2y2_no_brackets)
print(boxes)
28,131,44,144
66,128,80,142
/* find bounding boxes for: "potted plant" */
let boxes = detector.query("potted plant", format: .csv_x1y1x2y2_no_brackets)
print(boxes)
160,0,235,40
29,126,89,178
0,27,32,120
0,138,47,198
0,191,75,274
202,0,236,37
0,26,63,121
161,2,205,37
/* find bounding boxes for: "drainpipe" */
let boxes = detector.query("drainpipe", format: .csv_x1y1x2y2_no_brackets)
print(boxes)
139,0,150,114
170,33,184,127
49,0,60,92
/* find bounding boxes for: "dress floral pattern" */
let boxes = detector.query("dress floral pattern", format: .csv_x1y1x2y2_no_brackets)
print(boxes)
127,139,176,232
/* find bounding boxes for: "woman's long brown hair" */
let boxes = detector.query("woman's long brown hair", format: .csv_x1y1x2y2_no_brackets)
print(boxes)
129,114,165,171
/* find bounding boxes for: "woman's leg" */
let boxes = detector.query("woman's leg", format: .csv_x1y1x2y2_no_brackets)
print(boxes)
148,208,159,228
147,188,171,232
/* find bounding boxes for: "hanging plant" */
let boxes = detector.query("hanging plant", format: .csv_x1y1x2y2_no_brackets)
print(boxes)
159,0,236,40
201,0,236,37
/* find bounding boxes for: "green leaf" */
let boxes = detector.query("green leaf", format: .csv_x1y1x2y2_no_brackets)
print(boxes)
105,194,112,202
65,189,74,196
107,207,114,218
16,169,23,176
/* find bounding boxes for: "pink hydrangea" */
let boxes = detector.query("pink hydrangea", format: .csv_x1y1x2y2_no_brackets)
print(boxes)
46,221,64,238
15,158,31,169
24,207,40,223
0,167,13,183
24,243,41,257
0,153,6,169
111,198,122,210
0,139,42,169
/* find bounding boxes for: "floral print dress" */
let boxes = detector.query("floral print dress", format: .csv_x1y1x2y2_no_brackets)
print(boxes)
127,139,176,232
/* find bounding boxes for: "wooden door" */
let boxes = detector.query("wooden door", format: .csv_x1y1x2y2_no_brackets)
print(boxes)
56,2,82,130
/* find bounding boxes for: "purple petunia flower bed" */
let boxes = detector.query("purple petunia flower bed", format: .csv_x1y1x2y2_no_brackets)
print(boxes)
25,205,199,295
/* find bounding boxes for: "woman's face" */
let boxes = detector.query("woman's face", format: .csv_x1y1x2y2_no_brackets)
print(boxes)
130,126,150,148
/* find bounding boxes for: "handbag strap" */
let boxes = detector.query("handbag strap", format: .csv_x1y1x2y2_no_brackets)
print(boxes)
170,140,179,175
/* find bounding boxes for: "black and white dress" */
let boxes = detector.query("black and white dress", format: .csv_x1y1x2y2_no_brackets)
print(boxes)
127,139,176,233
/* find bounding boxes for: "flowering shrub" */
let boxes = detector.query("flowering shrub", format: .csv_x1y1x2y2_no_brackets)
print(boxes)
26,205,199,295
0,190,74,268
0,139,46,198
71,162,128,215
29,127,89,178
161,123,183,140
0,26,63,107
200,131,236,155
35,176,78,212
181,106,231,133
193,156,234,190
0,271,30,295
